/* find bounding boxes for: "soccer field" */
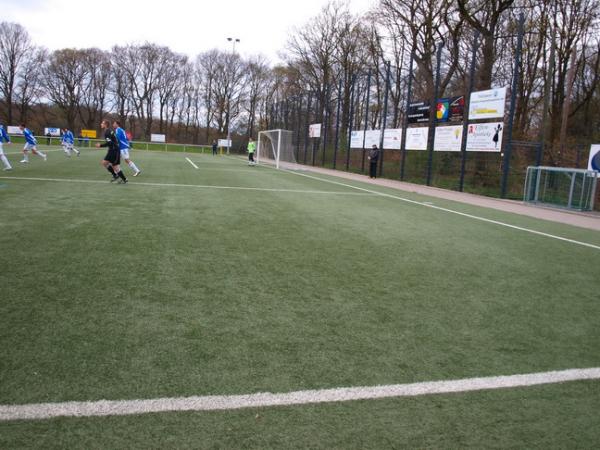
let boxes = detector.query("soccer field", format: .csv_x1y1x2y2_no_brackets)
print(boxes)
1,147,600,448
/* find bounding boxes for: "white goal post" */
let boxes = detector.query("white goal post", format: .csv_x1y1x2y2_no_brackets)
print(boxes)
256,129,296,169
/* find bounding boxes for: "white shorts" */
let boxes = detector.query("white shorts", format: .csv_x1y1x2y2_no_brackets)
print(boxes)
120,148,130,159
24,143,36,151
0,142,4,156
63,143,73,149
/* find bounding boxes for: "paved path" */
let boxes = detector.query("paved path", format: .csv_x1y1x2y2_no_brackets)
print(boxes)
296,165,600,231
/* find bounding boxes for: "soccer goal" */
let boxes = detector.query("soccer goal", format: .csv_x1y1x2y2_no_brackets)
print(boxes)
256,129,296,169
524,166,599,211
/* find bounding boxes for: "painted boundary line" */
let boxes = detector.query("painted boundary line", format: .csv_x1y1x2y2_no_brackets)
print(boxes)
234,158,600,252
1,368,599,422
185,157,199,169
0,176,375,197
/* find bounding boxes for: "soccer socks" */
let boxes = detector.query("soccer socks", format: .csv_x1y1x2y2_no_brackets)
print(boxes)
35,150,47,159
107,165,118,178
1,155,11,170
117,170,127,182
128,160,140,173
21,153,29,162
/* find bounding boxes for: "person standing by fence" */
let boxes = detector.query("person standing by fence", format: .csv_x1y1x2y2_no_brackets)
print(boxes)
368,144,379,179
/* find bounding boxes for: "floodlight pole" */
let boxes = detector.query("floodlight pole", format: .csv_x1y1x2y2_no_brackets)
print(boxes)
226,37,240,155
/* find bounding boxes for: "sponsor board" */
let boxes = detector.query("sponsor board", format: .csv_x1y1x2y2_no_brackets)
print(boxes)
469,87,507,120
405,127,428,150
434,125,463,151
309,123,321,138
588,145,600,171
466,122,504,152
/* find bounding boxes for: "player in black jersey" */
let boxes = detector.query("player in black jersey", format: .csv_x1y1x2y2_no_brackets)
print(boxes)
95,119,127,183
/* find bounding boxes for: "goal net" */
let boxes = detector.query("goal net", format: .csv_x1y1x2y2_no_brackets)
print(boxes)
257,129,296,169
524,166,599,211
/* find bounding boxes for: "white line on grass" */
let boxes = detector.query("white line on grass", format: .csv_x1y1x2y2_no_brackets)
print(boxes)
271,165,600,252
185,157,199,169
1,367,599,422
0,176,375,197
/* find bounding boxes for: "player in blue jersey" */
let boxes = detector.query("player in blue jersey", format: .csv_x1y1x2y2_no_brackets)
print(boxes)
61,127,80,157
0,124,13,171
112,120,141,176
19,124,47,163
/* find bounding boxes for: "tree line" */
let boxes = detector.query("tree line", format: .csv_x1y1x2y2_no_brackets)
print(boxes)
1,0,599,165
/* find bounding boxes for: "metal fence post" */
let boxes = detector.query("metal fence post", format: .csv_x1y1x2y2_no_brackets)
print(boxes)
501,12,525,198
426,42,443,186
459,31,479,192
346,75,357,171
400,48,415,181
333,79,342,170
379,61,391,177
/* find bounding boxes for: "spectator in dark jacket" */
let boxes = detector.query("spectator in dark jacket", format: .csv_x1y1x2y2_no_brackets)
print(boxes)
367,144,379,179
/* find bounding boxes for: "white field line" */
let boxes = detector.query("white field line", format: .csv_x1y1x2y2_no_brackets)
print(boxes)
1,368,599,422
259,163,600,252
2,148,67,155
185,157,199,169
0,176,375,197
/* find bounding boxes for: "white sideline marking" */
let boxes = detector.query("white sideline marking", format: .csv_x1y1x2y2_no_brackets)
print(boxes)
282,168,600,252
0,176,374,197
185,157,199,169
1,368,599,422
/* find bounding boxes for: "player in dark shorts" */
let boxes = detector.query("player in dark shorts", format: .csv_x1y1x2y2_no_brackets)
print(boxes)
95,119,127,183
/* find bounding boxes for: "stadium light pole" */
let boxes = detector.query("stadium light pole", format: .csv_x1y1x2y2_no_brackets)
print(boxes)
226,37,240,154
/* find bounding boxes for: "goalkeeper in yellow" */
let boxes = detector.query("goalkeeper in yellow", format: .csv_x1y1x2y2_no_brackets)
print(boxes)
247,138,256,165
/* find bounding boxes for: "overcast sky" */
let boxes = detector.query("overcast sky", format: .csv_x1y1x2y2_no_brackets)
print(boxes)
4,0,375,64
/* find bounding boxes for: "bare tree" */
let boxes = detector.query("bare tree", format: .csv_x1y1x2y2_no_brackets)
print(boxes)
457,0,515,90
15,47,47,124
0,22,33,124
78,48,112,129
43,48,90,130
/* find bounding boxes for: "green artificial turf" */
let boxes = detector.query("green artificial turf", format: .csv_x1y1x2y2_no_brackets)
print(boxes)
1,147,599,448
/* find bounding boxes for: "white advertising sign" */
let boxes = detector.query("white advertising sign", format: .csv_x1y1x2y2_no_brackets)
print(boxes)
151,133,166,143
383,128,402,150
350,130,365,148
588,144,600,171
405,127,428,150
44,127,61,137
309,123,321,138
7,126,22,135
218,139,232,148
434,126,463,152
466,122,504,152
364,129,382,148
468,87,507,120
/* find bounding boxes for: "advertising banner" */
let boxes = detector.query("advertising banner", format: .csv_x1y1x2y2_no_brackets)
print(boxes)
466,122,504,152
7,126,22,135
350,130,365,148
80,129,97,138
309,123,321,138
468,87,507,120
383,128,402,150
588,144,600,171
441,96,465,122
407,101,430,124
364,129,381,148
434,126,463,152
218,139,231,148
44,127,61,137
405,127,428,150
151,133,166,143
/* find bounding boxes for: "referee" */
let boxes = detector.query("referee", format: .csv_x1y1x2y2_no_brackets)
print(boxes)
95,119,127,183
